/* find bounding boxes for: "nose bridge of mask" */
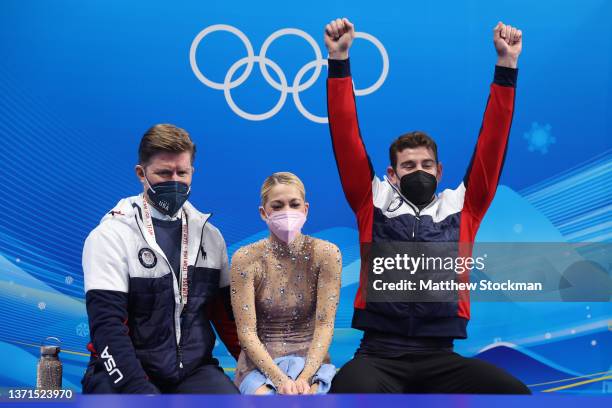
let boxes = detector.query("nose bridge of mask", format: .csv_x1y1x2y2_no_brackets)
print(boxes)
265,209,305,230
402,169,434,184
272,209,299,220
143,167,190,194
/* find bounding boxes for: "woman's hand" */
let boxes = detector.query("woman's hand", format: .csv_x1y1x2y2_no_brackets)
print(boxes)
309,382,319,394
277,379,299,395
294,378,311,394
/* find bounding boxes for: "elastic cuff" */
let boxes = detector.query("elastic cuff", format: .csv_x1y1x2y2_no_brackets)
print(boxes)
494,65,518,87
328,58,351,78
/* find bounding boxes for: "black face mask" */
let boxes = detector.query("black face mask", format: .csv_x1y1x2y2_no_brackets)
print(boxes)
145,179,191,217
399,170,437,207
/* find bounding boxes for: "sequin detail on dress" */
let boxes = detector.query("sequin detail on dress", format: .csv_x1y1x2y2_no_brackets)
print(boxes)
230,235,342,388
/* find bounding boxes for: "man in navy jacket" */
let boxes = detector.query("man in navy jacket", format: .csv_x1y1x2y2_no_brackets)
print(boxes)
82,124,240,393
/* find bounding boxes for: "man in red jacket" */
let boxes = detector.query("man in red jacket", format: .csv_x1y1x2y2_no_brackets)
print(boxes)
325,18,530,394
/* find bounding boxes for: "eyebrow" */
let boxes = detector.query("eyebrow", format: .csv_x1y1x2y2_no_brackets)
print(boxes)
400,160,416,166
270,198,302,205
152,167,190,173
400,159,435,166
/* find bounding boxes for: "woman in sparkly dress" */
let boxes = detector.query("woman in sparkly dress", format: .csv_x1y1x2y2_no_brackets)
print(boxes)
230,172,342,395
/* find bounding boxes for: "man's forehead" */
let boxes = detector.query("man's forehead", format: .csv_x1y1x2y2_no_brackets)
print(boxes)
397,146,436,161
148,152,192,168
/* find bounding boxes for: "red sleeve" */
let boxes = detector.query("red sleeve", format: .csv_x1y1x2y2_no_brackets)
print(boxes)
463,65,517,222
327,58,375,243
207,287,240,360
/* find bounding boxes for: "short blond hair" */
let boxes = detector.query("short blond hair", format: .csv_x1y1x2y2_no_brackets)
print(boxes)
260,172,306,206
138,124,196,165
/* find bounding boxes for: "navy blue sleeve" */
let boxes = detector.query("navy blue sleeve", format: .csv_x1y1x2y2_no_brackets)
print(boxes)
86,290,160,394
328,58,351,78
493,65,518,87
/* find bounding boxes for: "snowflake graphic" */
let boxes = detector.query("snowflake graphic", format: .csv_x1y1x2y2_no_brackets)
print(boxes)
76,322,89,337
523,122,555,154
65,276,74,285
37,301,46,311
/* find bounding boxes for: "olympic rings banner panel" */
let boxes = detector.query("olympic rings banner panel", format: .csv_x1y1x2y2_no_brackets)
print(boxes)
0,0,610,394
189,24,389,122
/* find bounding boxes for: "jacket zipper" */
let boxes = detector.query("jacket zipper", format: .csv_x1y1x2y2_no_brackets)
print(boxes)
135,208,212,373
404,197,421,240
177,342,183,369
135,212,186,371
385,177,427,240
174,297,183,370
176,220,209,371
412,212,421,239
165,255,184,370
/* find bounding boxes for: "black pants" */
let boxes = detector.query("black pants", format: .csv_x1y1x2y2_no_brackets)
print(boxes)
83,362,238,394
330,351,531,394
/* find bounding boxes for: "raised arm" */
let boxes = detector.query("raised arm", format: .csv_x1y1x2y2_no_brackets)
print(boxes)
463,22,522,222
325,18,376,217
229,248,293,393
296,241,342,390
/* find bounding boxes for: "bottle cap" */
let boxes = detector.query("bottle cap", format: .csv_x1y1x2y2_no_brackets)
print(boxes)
40,345,60,356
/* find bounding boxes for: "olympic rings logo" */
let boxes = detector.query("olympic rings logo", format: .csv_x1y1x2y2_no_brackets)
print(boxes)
189,24,389,123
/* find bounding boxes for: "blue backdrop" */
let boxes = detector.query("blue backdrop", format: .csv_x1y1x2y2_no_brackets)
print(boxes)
0,0,610,395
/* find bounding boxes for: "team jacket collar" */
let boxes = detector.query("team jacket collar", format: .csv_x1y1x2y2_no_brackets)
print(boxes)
102,194,212,265
384,175,439,215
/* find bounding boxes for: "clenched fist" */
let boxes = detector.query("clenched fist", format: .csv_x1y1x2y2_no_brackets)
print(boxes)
324,17,355,60
494,21,523,68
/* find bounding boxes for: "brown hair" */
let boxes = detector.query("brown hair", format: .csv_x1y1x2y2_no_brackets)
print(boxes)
389,131,438,169
260,172,306,206
138,124,196,165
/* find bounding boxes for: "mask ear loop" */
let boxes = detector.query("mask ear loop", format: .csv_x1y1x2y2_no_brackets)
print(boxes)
140,166,157,194
259,206,270,221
